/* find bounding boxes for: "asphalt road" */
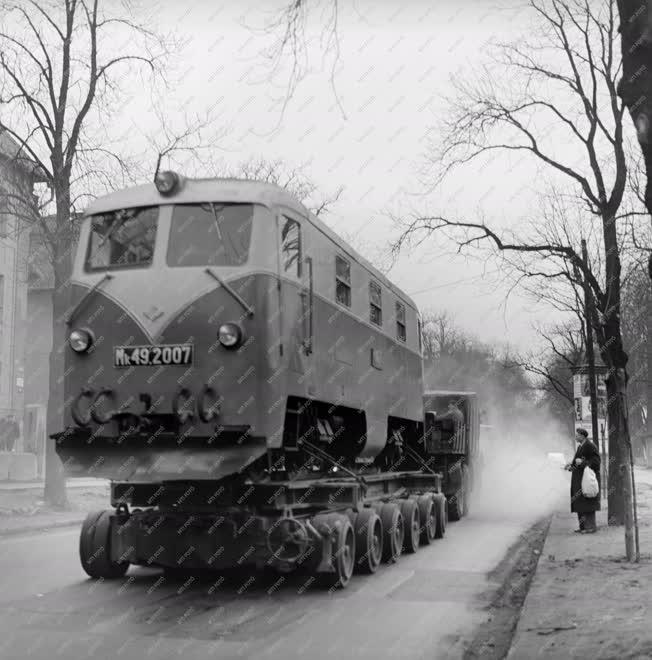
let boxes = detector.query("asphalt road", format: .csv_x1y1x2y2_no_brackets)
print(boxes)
0,460,566,660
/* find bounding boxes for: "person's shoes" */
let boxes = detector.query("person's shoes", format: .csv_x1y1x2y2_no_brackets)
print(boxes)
573,529,585,533
584,529,597,534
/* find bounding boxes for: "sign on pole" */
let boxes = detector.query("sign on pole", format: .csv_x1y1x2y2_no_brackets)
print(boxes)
573,372,608,439
572,365,608,489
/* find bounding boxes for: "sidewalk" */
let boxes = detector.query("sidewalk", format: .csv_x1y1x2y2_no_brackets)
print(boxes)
0,478,110,537
0,478,108,490
507,470,652,660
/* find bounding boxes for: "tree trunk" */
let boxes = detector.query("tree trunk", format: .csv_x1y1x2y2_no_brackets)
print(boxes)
43,219,71,507
617,0,652,219
606,373,625,524
605,366,636,559
647,306,652,465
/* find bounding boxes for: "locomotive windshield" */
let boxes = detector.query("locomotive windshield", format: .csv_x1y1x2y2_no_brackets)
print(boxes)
85,206,158,271
167,203,253,267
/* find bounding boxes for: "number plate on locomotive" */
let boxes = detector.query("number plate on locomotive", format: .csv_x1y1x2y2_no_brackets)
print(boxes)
114,344,193,368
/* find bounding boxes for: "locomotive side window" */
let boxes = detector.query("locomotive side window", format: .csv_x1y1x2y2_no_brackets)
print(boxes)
281,217,302,278
396,301,406,342
335,255,351,307
417,316,423,353
86,206,158,271
369,281,382,326
167,203,253,268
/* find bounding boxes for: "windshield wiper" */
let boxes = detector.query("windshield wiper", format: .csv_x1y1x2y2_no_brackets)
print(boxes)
205,267,254,318
206,202,242,263
66,273,113,326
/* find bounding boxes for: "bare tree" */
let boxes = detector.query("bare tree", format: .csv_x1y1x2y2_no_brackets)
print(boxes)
0,1,178,506
222,157,344,217
392,0,640,558
509,320,585,430
616,0,652,235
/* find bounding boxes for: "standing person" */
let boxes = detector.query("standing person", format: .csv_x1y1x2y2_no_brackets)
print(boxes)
566,428,601,533
4,414,19,453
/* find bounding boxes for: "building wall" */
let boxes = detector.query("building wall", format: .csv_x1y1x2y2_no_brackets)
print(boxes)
0,151,32,429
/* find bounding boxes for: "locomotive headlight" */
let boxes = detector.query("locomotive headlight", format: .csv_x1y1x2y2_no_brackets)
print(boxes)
218,323,242,348
154,170,181,196
69,328,93,353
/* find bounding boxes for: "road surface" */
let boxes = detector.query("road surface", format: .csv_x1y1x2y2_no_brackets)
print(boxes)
0,510,553,660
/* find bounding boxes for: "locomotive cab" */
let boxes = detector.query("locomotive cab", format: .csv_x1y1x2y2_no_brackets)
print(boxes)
57,176,304,483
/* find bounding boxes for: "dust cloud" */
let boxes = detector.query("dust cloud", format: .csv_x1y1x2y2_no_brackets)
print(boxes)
469,412,572,523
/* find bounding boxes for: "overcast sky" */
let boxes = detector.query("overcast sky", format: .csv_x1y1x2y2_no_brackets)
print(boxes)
88,0,603,351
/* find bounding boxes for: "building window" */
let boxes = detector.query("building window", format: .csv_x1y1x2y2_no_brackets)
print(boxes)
417,317,422,352
396,301,406,342
335,255,351,307
369,281,382,326
281,217,302,278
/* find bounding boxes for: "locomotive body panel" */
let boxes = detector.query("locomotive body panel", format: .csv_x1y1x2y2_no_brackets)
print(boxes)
57,176,424,484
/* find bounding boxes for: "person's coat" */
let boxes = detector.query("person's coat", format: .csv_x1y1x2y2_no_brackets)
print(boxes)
570,439,601,513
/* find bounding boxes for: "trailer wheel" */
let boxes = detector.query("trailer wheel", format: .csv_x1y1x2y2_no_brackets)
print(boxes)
417,495,437,545
399,499,420,554
353,508,383,574
79,510,129,580
379,503,404,563
314,514,356,589
462,465,471,517
448,465,470,521
433,494,447,539
448,490,463,522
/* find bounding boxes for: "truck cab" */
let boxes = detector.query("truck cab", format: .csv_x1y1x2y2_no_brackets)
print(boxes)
422,390,480,521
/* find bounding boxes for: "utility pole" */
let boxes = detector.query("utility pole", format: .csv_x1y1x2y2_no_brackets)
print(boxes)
581,239,600,461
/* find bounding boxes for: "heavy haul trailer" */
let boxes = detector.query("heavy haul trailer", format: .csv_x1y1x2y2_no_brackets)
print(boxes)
55,171,452,590
90,470,448,589
422,390,480,521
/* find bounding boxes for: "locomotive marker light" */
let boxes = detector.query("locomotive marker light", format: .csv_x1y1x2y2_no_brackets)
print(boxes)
218,323,243,348
69,328,94,353
154,170,182,196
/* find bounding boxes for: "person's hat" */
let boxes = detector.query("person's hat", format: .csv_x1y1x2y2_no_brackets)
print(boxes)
576,428,589,438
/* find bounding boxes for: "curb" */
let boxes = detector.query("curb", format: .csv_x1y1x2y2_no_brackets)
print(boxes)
0,517,84,538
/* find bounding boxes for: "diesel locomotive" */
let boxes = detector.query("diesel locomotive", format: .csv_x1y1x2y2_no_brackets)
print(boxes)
54,171,477,588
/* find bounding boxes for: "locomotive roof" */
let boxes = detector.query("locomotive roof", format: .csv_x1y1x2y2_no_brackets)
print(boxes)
84,176,419,311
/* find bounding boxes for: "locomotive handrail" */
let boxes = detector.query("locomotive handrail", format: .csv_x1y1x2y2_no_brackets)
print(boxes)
304,256,314,355
204,267,254,318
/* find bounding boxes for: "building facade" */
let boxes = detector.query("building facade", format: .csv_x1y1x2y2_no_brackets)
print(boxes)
0,131,45,448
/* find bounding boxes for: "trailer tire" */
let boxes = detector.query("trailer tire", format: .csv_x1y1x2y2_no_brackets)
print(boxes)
353,508,383,574
314,513,356,589
417,495,437,545
400,499,420,554
448,491,463,522
79,510,129,580
462,464,471,517
379,503,404,563
433,494,447,539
